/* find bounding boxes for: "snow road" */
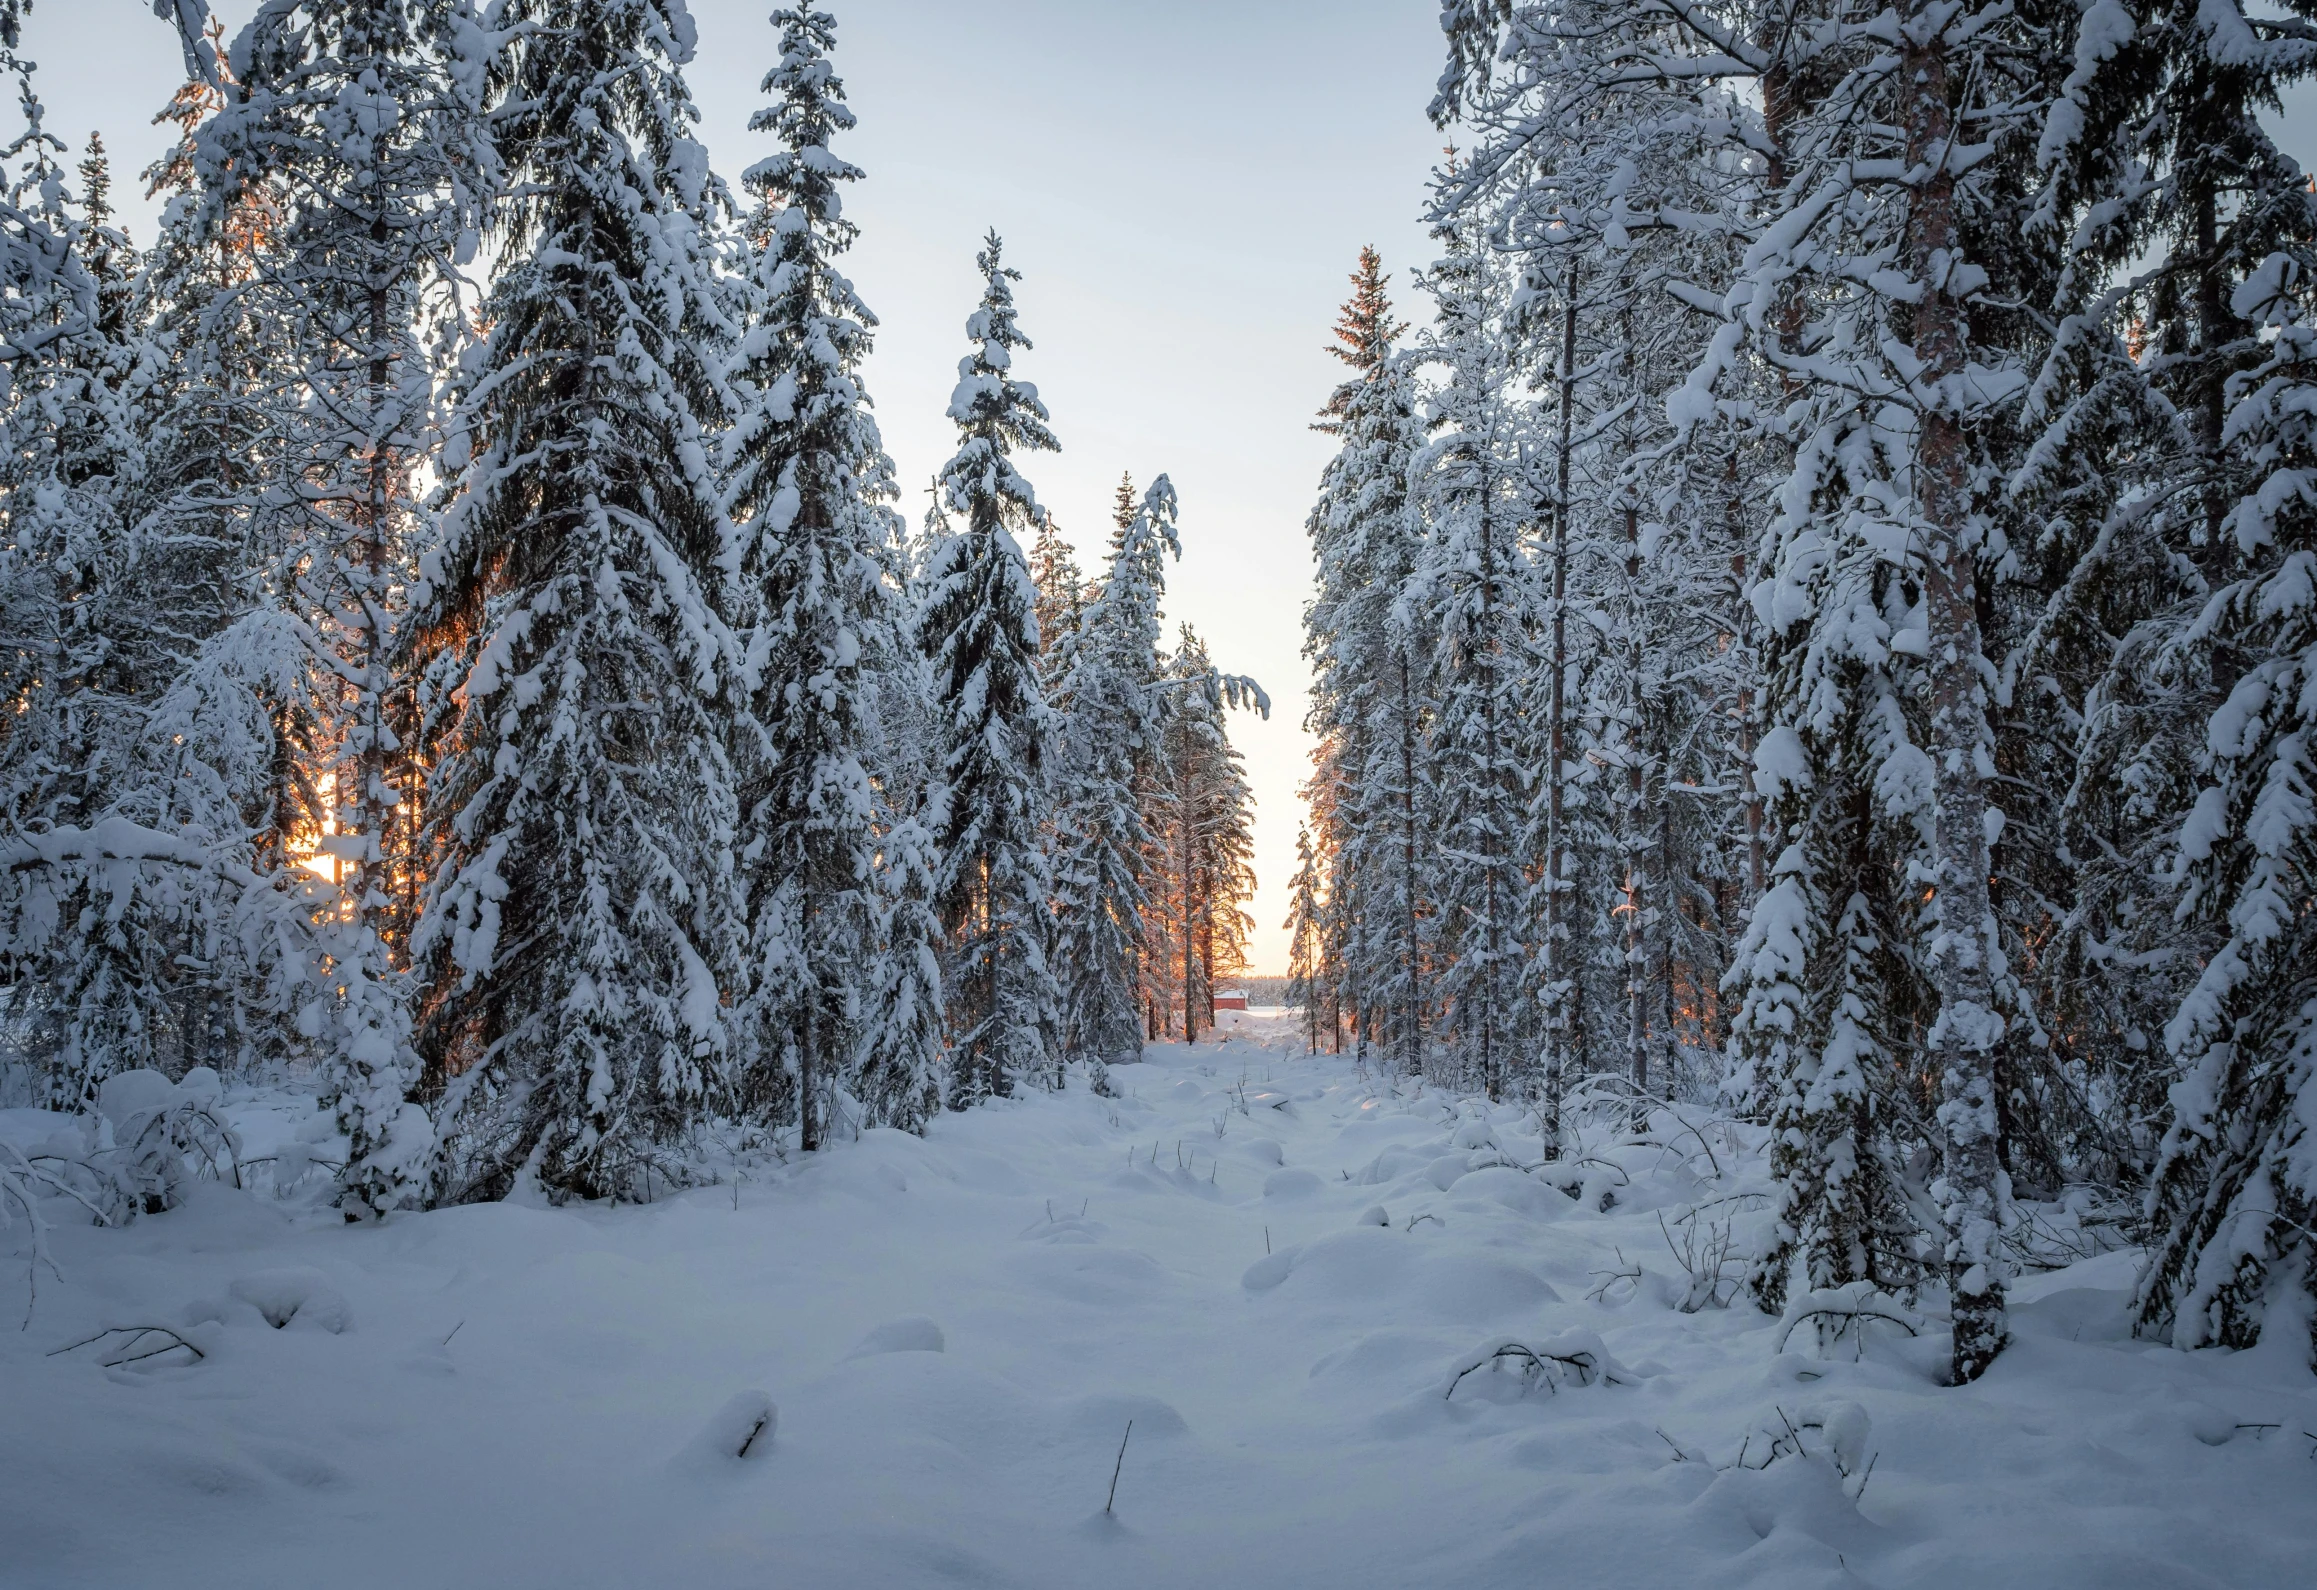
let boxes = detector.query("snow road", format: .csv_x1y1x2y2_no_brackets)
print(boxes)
6,1015,2313,1589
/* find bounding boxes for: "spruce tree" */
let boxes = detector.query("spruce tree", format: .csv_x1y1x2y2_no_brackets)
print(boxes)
1409,226,1536,1098
0,76,170,1105
1147,627,1263,1042
1028,507,1087,690
193,0,490,1214
721,5,910,1150
917,231,1059,1103
404,0,741,1203
1051,475,1181,1075
2109,0,2317,1354
2135,251,2317,1360
1283,822,1330,1054
0,52,308,1108
1303,248,1427,1073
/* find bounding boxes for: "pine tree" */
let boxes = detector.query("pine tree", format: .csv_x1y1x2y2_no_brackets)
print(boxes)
1051,474,1181,1075
1147,627,1263,1042
0,49,316,1109
2107,0,2317,1355
404,0,742,1204
193,0,490,1214
1283,822,1330,1054
1304,247,1428,1073
917,231,1059,1103
721,5,910,1150
1409,224,1537,1098
2134,249,2317,1360
1028,507,1087,689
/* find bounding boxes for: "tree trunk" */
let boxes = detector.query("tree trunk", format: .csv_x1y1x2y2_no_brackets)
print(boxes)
1478,447,1502,1100
1542,271,1576,1148
357,200,394,944
798,1008,821,1152
1902,5,2004,1384
1397,649,1420,1076
1621,315,1647,1103
1726,449,1764,900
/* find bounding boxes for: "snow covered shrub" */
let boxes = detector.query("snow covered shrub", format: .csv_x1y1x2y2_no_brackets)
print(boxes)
1659,1203,1747,1313
96,1065,241,1215
1443,1329,1632,1402
1726,1400,1874,1487
1773,1281,1925,1364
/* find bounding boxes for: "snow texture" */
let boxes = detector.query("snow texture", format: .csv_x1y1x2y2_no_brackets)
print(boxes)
5,1015,2310,1588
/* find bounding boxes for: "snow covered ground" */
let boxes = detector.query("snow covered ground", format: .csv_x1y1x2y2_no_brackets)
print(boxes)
6,1013,2314,1589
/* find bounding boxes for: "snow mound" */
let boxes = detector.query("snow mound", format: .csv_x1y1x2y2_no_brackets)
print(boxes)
1064,1392,1188,1441
1263,1169,1321,1201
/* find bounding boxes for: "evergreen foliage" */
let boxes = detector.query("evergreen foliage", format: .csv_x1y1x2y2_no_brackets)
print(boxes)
721,5,913,1150
1050,475,1179,1075
917,232,1059,1103
401,0,741,1204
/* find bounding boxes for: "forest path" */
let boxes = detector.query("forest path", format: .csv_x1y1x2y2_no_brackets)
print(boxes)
6,1017,2315,1589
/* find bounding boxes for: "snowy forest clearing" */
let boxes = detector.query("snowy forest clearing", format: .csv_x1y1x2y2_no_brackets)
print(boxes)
5,1013,2311,1590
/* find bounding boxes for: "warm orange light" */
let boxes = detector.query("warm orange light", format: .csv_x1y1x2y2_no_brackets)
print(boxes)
294,772,343,885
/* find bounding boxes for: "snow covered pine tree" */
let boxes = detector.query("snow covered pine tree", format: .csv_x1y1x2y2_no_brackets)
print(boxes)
1050,476,1182,1079
193,0,492,1215
917,232,1059,1105
1303,246,1428,1075
403,0,742,1203
722,6,924,1150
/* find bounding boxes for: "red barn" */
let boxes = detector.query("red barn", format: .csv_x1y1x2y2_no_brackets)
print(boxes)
1212,992,1248,1012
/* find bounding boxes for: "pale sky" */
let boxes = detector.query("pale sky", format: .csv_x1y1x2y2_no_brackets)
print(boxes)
21,0,1449,976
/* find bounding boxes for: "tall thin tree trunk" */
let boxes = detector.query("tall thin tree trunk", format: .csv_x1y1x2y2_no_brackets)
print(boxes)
355,186,395,952
1397,650,1420,1076
1180,792,1196,1044
1902,6,2003,1384
798,1009,821,1152
1543,270,1575,1147
1657,797,1674,1089
1620,312,1646,1102
1726,449,1763,899
1478,452,1502,1100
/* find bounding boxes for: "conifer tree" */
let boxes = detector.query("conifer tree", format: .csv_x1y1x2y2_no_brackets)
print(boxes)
2103,2,2317,1357
0,74,171,1104
721,5,909,1150
1410,226,1536,1097
1283,822,1331,1054
404,0,741,1203
1028,508,1087,688
1147,627,1263,1042
40,32,309,1093
917,231,1059,1102
2135,249,2317,1360
853,808,944,1131
1304,248,1428,1072
1051,475,1180,1074
1707,0,2044,1376
193,0,491,1213
0,48,326,1109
